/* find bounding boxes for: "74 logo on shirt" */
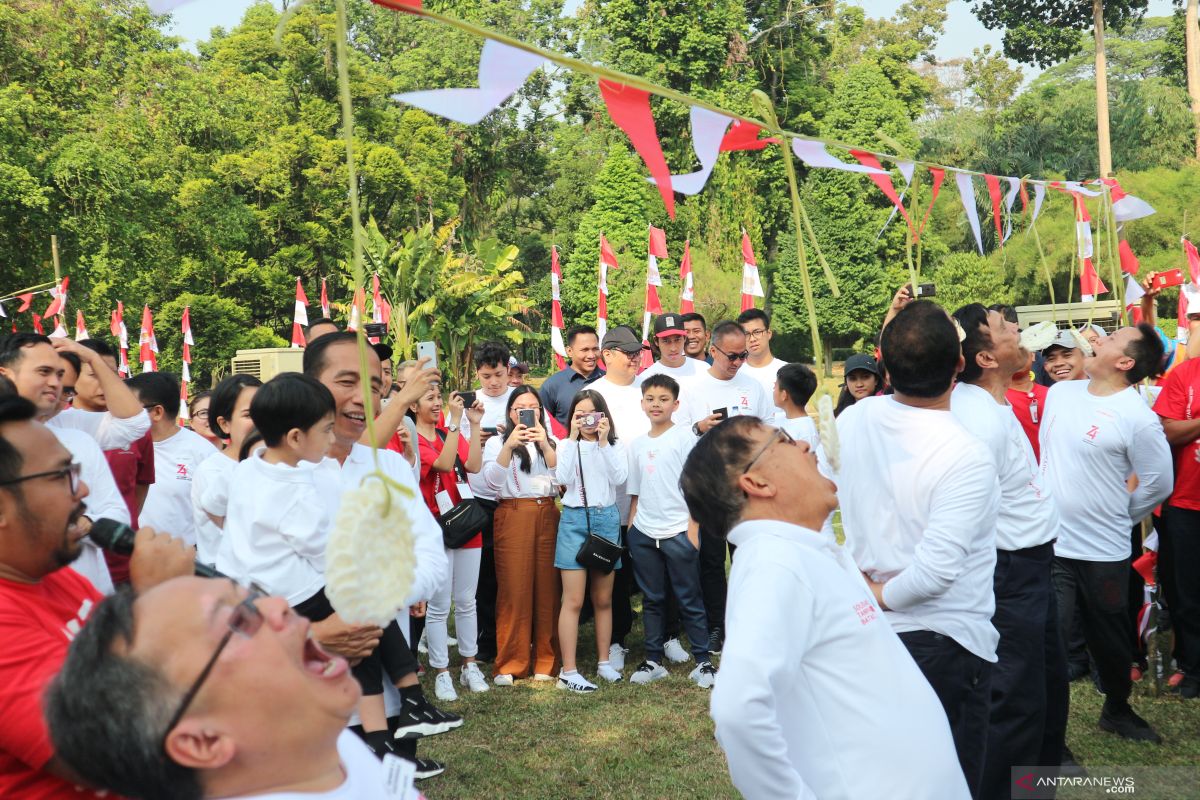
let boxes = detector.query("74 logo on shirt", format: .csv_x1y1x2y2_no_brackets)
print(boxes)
176,463,190,479
1082,425,1101,446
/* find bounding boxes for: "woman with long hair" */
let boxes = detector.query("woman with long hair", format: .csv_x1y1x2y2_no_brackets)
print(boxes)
834,355,882,417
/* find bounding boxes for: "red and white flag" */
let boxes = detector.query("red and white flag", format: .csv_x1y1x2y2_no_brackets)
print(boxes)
138,305,158,373
740,231,763,312
1102,178,1156,222
598,234,618,342
1075,194,1093,260
31,313,44,335
347,288,364,332
641,226,667,370
955,172,985,254
43,276,69,318
110,302,130,376
370,273,391,332
74,310,88,341
49,316,67,339
550,246,566,370
679,240,694,314
1080,258,1107,302
179,307,193,425
292,278,309,349
320,278,331,318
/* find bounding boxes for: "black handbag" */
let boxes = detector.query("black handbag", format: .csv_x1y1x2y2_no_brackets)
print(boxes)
573,441,625,574
434,432,488,549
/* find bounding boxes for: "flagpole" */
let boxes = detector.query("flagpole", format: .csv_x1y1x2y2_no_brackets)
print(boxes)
51,235,61,284
0,281,56,303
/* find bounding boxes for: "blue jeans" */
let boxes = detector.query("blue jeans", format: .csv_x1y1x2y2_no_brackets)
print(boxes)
628,526,709,663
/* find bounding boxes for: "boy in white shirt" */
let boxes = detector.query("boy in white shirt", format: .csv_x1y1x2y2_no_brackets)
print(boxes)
626,374,714,688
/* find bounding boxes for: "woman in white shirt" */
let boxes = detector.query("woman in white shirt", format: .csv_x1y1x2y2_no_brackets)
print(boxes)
553,390,628,692
481,386,560,685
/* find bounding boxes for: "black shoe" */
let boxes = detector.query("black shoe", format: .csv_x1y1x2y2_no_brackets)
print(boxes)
412,757,446,780
393,696,463,740
1059,746,1087,778
1172,675,1200,699
707,627,724,655
360,729,395,759
419,696,464,731
1067,662,1090,682
1099,704,1162,744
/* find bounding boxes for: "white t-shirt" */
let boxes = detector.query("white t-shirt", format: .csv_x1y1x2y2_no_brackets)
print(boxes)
738,356,787,401
224,730,416,800
555,439,628,508
218,453,328,605
460,387,513,501
682,370,775,426
481,437,557,499
1039,380,1174,561
49,407,150,451
138,427,217,546
837,396,1000,662
191,452,237,566
627,424,697,539
636,359,701,424
713,519,969,800
588,376,651,442
951,382,1059,552
51,426,123,595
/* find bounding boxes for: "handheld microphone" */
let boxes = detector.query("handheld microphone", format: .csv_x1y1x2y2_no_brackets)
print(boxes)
88,518,227,580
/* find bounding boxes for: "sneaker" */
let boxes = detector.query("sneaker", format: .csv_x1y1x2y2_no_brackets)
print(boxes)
411,757,446,781
447,635,458,648
689,661,717,688
434,671,458,702
707,628,724,656
608,643,628,672
557,672,598,693
493,673,514,687
597,662,623,683
1168,671,1186,688
1172,675,1200,699
460,662,490,693
393,696,463,740
532,673,554,682
664,638,691,664
1098,704,1162,744
417,629,428,655
361,729,395,758
1131,664,1144,683
629,660,669,685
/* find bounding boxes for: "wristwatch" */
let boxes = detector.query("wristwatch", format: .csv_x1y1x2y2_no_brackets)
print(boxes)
692,422,704,437
447,423,459,433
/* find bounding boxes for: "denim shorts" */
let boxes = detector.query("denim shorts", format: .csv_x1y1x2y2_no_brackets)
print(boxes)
555,504,621,570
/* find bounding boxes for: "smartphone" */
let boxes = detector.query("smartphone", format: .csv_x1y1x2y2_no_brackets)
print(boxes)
711,407,729,421
457,390,477,408
518,408,536,428
907,282,936,298
482,426,499,435
1151,269,1185,289
417,341,438,369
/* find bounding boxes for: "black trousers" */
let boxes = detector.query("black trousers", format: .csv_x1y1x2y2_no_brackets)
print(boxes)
1160,505,1200,675
698,526,732,633
474,497,499,660
979,543,1068,800
1053,556,1133,708
899,630,992,799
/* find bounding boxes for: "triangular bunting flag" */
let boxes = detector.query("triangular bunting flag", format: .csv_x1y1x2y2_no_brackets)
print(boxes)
740,231,763,311
599,80,675,219
679,240,694,314
393,39,546,125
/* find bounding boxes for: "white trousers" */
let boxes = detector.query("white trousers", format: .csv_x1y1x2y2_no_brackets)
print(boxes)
426,546,482,669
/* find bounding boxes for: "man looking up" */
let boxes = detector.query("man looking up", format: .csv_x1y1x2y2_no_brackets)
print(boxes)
736,308,787,402
681,312,710,363
539,325,603,429
837,301,1000,795
951,304,1066,798
1040,323,1172,743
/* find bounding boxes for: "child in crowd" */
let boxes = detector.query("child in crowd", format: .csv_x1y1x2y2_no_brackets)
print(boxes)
773,363,828,470
554,389,628,692
626,375,715,688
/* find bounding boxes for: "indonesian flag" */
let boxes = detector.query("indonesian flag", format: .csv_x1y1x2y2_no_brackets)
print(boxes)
1080,258,1107,302
1102,178,1156,222
1119,240,1140,276
347,288,364,332
43,277,69,318
679,240,694,313
74,310,88,341
179,307,193,425
110,302,130,376
740,231,764,311
292,278,309,349
370,274,391,343
641,226,667,370
550,246,566,370
598,234,618,342
138,305,158,373
320,278,331,318
1180,239,1200,339
1075,195,1093,260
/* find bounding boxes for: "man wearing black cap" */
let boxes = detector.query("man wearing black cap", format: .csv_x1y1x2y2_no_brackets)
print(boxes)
637,313,702,390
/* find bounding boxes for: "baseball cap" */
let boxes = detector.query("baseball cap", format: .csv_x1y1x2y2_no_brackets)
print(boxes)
843,354,880,376
654,313,686,338
1042,330,1080,352
601,325,643,355
372,341,393,362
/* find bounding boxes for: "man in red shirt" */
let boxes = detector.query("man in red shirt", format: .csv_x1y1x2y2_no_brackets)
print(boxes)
0,394,193,799
1152,354,1200,698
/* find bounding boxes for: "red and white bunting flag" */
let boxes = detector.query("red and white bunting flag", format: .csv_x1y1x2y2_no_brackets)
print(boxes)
292,278,309,349
740,231,763,312
641,226,667,369
791,139,887,175
853,151,915,239
320,278,330,318
393,39,545,125
1119,240,1140,276
1079,258,1107,302
657,108,781,196
955,172,985,254
1102,178,1155,222
138,305,158,373
347,288,364,332
31,313,44,335
1075,195,1093,260
179,307,193,425
550,246,566,370
679,240,695,313
74,310,88,341
983,174,1005,241
110,302,130,376
598,234,618,342
1124,273,1145,309
43,276,69,318
49,316,67,339
599,80,675,219
1183,238,1200,284
917,167,946,239
371,273,391,326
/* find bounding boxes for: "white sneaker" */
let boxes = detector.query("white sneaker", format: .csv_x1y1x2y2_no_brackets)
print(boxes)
447,635,458,648
596,662,623,683
689,661,717,689
433,671,458,701
493,673,514,686
460,662,490,693
532,673,555,682
417,629,428,655
557,672,597,693
629,660,669,685
664,638,691,664
608,643,628,672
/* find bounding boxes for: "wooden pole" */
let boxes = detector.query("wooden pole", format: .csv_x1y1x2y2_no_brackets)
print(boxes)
50,235,61,283
1093,0,1113,177
1187,0,1200,158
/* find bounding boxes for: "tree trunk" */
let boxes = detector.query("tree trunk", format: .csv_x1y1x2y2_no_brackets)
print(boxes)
1093,0,1113,177
1187,0,1200,158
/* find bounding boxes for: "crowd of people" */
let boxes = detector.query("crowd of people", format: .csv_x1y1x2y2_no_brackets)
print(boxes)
0,278,1197,799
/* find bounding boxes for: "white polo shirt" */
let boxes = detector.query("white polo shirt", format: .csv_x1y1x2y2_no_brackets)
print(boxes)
139,427,218,547
713,519,969,800
682,369,775,426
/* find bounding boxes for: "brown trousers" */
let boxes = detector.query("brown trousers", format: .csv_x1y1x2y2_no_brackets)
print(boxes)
494,497,562,678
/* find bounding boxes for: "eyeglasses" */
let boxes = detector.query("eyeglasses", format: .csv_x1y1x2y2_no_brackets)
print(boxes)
742,428,795,475
743,329,769,341
0,462,82,495
192,410,210,420
61,388,77,401
713,346,750,362
161,583,267,746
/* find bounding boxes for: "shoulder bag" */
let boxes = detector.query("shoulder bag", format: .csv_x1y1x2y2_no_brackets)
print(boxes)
573,440,625,574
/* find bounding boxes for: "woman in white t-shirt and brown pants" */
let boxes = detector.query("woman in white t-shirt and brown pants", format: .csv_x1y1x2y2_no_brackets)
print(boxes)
481,386,560,684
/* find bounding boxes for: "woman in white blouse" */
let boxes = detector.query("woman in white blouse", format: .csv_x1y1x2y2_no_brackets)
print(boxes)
481,386,560,685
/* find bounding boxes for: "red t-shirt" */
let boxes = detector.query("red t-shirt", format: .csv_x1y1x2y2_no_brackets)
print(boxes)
1006,384,1049,463
101,432,156,584
1152,358,1200,511
0,569,106,799
417,431,482,549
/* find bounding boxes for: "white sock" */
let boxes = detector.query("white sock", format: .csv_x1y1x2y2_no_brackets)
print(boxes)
597,660,611,668
561,669,579,678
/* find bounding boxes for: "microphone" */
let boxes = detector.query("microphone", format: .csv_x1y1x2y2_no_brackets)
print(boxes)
88,518,227,580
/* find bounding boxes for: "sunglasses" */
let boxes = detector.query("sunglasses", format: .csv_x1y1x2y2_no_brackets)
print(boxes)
713,346,750,362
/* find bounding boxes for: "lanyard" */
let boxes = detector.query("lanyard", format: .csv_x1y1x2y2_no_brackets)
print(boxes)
1028,390,1039,425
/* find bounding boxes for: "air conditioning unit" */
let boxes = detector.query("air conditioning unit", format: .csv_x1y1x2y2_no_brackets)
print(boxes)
230,348,305,382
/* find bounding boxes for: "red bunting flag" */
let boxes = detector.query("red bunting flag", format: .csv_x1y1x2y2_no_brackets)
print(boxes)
74,310,88,341
371,273,391,329
292,278,309,349
719,120,779,152
598,80,675,219
918,168,946,239
43,276,69,318
1119,240,1140,276
16,293,33,313
597,234,618,342
851,151,914,239
641,226,667,370
550,246,566,371
1079,258,1107,301
983,175,1005,240
679,240,695,314
31,313,43,335
110,302,130,376
320,277,330,318
179,307,193,426
741,231,763,312
1184,238,1200,284
138,306,158,373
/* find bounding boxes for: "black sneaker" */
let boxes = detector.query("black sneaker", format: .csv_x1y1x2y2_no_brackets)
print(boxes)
707,627,724,655
392,696,463,739
419,696,464,731
1172,675,1200,699
1059,746,1086,778
360,729,395,758
412,757,446,780
1099,704,1162,744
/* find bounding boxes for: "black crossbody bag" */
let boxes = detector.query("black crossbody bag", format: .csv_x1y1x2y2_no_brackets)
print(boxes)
434,431,489,549
573,440,625,574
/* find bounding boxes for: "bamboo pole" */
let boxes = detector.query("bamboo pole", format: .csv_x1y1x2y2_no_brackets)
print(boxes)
0,281,57,303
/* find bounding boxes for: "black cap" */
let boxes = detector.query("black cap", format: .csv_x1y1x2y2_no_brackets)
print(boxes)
654,313,686,338
844,354,879,376
601,325,643,355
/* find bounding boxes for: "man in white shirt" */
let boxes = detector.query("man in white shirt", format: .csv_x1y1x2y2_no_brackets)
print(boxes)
681,416,969,800
736,308,787,404
838,301,1000,795
125,373,218,548
681,312,711,364
1040,323,1173,744
48,338,150,451
951,304,1067,797
636,312,702,393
